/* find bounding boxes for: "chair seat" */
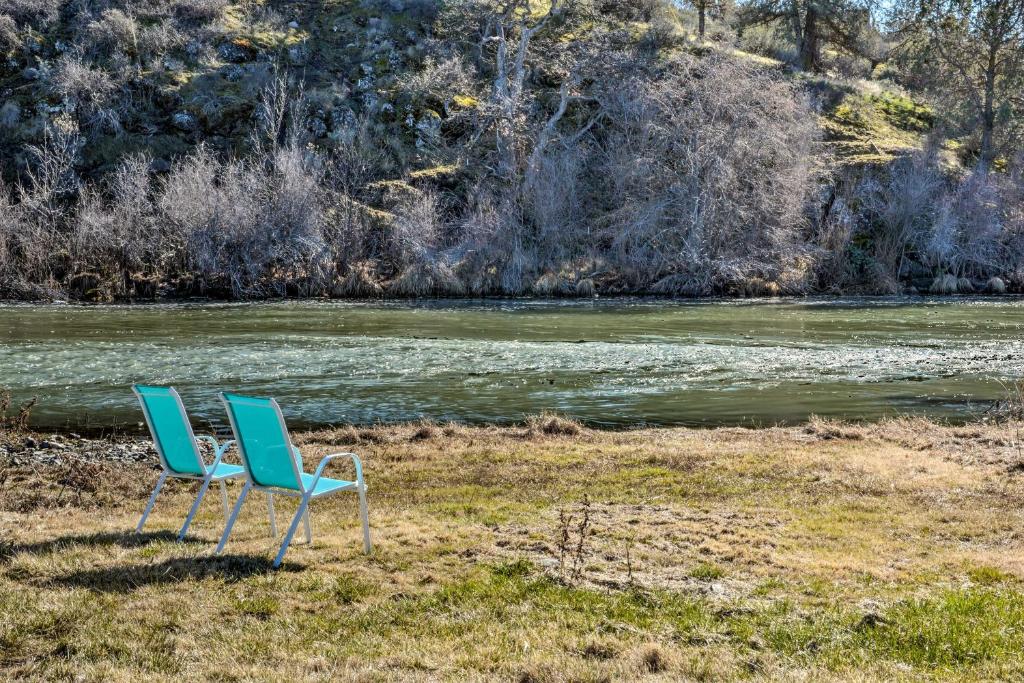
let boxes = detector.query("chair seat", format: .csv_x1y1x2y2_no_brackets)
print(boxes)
210,463,246,480
301,473,357,496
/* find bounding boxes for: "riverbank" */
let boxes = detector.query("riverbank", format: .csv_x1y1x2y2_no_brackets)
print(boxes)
2,418,1023,680
5,281,1024,305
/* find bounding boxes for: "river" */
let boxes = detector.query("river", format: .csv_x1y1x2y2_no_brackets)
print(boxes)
1,297,1022,430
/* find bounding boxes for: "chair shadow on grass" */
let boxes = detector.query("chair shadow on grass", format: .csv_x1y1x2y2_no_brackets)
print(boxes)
2,530,301,589
43,554,301,592
1,530,203,563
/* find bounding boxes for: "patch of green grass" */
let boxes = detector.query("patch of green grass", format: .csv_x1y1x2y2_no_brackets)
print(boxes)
856,588,1024,670
967,565,1014,586
231,593,280,619
415,566,715,638
873,91,934,132
688,562,725,580
751,576,786,597
320,574,374,604
490,558,533,578
820,85,934,166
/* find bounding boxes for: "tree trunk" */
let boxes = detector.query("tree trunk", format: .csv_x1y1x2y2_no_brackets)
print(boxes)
698,5,706,40
980,47,998,170
799,4,820,72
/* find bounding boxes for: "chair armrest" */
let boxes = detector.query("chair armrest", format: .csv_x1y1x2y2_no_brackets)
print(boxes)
196,436,236,471
310,452,365,491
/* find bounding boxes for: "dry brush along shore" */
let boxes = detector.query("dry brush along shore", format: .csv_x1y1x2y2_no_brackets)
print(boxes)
1,417,1024,680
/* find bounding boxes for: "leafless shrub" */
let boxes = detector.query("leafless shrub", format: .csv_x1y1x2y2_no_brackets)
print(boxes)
593,54,820,294
252,72,293,154
398,53,478,112
157,144,331,297
47,56,120,132
4,0,61,25
925,168,1005,277
0,388,36,432
382,190,442,272
857,151,943,277
388,260,464,297
0,186,14,283
823,51,873,80
84,8,139,59
0,14,19,55
70,154,156,293
454,193,533,295
172,0,230,23
838,150,1024,288
523,143,585,270
597,0,665,22
268,145,328,279
556,494,592,583
641,5,685,52
137,20,189,58
738,23,798,65
24,119,81,196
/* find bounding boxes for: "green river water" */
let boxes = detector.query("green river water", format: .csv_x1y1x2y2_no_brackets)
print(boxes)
1,298,1022,430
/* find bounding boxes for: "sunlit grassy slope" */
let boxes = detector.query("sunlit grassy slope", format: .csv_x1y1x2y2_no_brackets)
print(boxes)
2,418,1023,680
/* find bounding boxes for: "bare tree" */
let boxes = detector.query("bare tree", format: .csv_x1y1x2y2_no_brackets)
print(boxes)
592,54,821,293
478,0,565,180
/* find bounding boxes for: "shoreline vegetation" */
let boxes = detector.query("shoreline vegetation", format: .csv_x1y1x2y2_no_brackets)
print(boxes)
4,290,1024,307
2,415,1024,679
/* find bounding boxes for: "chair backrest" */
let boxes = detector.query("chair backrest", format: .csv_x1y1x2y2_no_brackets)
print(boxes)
220,392,303,491
133,385,206,476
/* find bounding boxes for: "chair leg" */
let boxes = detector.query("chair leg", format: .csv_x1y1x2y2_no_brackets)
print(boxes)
266,493,277,537
179,476,213,540
219,480,230,519
215,481,251,555
136,471,168,534
273,496,310,568
357,482,372,554
303,508,312,545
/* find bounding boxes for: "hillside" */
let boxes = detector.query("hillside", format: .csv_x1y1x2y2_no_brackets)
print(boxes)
1,0,1021,301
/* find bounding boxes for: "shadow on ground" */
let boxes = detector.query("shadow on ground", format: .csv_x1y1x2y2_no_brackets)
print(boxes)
1,530,302,589
1,530,204,563
40,554,300,591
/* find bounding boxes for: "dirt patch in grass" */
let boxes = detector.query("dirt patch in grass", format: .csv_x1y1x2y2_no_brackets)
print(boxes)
492,502,782,596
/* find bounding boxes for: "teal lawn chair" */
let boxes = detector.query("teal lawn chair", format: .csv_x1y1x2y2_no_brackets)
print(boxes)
215,392,372,568
133,385,247,539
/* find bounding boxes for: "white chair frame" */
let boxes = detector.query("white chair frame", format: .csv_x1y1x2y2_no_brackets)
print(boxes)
133,385,242,540
214,394,371,568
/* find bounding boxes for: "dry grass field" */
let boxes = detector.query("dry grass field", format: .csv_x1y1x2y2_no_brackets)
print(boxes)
2,416,1024,681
